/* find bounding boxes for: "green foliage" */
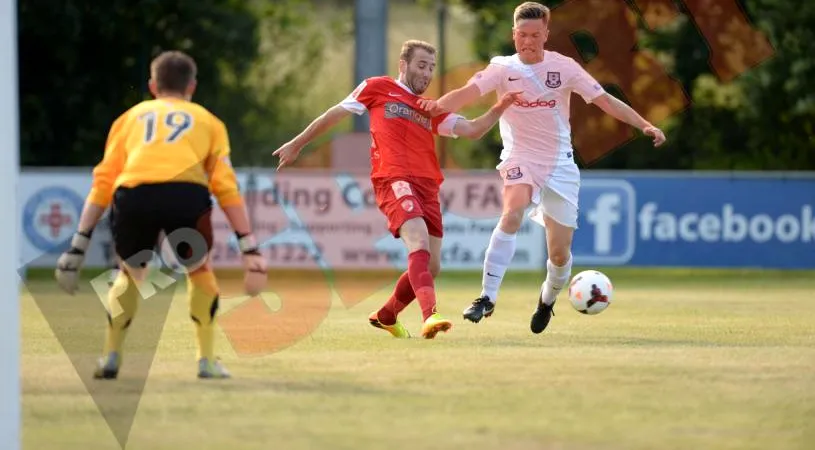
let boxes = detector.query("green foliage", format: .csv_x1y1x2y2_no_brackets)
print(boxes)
731,0,815,169
18,0,348,167
232,0,350,165
19,0,253,166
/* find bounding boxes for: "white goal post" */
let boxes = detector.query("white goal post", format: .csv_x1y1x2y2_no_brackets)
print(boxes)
1,0,21,447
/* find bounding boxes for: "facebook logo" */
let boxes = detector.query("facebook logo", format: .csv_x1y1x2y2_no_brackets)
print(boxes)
572,179,636,265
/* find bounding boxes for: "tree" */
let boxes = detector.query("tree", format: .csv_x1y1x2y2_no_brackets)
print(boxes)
720,0,815,170
18,0,257,166
633,0,815,170
18,0,349,168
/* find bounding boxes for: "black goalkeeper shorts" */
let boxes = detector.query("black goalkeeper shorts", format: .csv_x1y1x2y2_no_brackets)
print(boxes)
110,182,214,269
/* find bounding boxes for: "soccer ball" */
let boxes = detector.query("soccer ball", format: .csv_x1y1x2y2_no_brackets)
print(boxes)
568,270,613,315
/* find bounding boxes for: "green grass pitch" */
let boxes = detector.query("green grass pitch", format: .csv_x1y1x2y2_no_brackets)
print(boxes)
21,268,815,450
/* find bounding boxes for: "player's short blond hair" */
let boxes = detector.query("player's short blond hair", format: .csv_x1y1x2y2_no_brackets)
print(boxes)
513,2,551,25
150,51,197,94
399,40,437,64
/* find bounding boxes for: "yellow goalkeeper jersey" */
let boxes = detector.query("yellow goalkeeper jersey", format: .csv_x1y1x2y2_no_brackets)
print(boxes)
88,97,243,208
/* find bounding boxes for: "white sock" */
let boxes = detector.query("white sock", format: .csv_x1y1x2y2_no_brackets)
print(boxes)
541,253,572,306
480,227,517,303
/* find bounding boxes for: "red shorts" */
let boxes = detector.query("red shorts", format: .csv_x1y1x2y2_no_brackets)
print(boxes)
372,176,443,238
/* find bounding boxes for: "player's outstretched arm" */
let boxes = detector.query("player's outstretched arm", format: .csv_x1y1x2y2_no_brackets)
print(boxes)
451,91,522,140
209,121,267,295
418,83,483,115
220,201,268,297
591,93,666,147
55,115,126,294
220,200,268,296
274,105,352,170
438,84,484,113
54,200,108,295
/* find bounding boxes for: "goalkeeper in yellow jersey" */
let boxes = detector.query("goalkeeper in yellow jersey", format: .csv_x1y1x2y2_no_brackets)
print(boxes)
54,50,267,379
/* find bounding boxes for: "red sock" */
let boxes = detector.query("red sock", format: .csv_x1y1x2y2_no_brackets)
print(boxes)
406,249,436,321
376,271,415,326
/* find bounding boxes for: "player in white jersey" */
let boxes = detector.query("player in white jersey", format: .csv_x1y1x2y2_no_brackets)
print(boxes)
419,2,666,334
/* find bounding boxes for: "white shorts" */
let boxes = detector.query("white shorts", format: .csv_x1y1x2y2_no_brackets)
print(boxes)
496,158,580,229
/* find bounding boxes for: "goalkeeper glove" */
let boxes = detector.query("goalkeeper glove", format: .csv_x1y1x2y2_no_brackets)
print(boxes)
55,231,92,295
237,233,267,296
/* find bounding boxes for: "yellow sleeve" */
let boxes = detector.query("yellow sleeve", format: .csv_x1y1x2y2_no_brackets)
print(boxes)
207,119,244,208
88,114,127,208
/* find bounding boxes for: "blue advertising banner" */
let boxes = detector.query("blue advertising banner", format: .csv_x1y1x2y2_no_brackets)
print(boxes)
18,169,814,270
574,173,815,269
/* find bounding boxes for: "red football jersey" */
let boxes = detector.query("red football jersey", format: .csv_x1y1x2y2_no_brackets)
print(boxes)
339,76,461,182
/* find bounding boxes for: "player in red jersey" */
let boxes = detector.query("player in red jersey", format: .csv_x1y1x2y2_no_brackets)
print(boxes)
274,40,520,339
